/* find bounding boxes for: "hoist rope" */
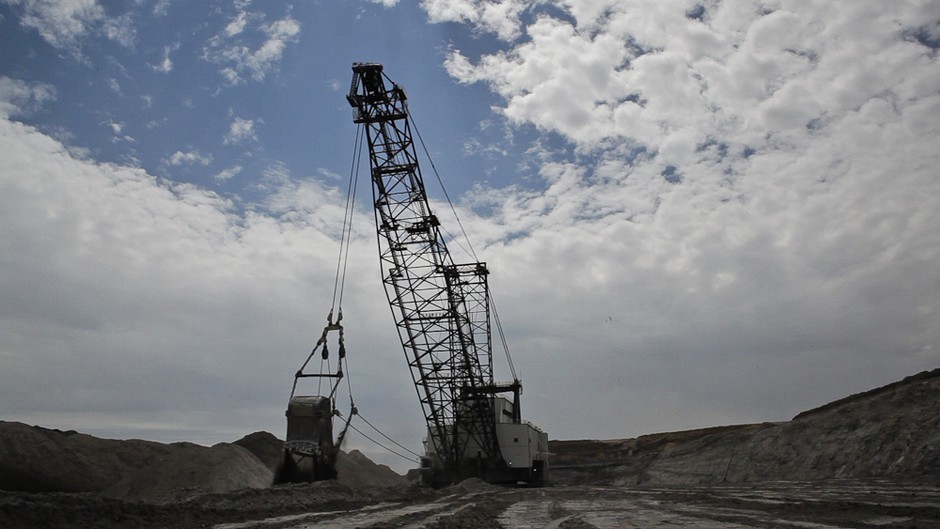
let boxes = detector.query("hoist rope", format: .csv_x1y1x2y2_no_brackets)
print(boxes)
331,124,365,315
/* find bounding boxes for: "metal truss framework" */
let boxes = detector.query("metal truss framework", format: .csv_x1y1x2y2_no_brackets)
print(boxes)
346,63,500,471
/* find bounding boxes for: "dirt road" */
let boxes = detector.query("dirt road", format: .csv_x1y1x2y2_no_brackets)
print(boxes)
209,479,940,529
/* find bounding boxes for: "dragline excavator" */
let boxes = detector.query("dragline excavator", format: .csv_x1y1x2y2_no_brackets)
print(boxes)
346,62,548,486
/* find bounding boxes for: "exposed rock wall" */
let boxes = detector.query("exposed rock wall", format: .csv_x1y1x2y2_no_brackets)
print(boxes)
642,369,940,484
551,369,940,486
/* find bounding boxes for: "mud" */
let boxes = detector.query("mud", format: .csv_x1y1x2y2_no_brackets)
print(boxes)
4,478,938,528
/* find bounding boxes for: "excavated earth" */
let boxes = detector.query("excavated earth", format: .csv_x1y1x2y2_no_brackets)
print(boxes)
1,369,938,528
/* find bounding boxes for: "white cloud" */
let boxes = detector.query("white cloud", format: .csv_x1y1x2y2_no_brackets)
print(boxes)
213,164,242,182
422,0,529,41
369,0,400,7
2,0,136,55
152,0,171,16
103,119,120,135
167,149,212,166
0,102,414,454
203,6,301,84
101,11,135,48
151,45,174,73
1,1,938,471
225,9,249,37
223,116,257,144
432,0,940,439
0,76,56,118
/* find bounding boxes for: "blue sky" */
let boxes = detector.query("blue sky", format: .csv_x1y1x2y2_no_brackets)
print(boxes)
0,1,526,201
2,0,939,474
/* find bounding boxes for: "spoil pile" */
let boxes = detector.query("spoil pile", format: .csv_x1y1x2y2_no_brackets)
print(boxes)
552,368,940,486
102,442,273,503
336,449,409,488
233,431,284,473
0,422,177,493
0,423,407,502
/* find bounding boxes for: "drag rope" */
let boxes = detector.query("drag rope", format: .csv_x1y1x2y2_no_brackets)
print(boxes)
348,421,420,463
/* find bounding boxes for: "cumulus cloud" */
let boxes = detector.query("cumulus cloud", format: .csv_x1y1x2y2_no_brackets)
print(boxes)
213,164,242,182
2,0,136,55
433,0,940,438
151,45,175,73
167,149,212,166
423,0,529,41
1,1,938,469
203,5,301,84
223,116,257,145
0,86,413,451
0,76,56,118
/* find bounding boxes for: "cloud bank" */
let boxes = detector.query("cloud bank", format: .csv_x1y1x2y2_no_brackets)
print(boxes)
1,1,938,473
0,79,412,448
437,0,940,436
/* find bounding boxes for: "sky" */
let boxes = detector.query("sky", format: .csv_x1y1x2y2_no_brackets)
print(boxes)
1,0,938,474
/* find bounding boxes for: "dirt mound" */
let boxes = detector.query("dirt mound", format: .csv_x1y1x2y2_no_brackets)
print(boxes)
335,449,409,488
444,477,498,493
233,430,283,473
0,422,408,499
103,443,273,504
552,369,940,486
0,422,177,492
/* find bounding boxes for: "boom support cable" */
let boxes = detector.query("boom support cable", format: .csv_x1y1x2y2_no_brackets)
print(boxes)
409,110,479,263
410,109,520,384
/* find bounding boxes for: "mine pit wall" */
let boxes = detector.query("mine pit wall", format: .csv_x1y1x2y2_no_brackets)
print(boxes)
550,369,940,487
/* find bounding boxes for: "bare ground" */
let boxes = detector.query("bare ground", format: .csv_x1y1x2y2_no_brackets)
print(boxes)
7,478,936,529
2,369,938,528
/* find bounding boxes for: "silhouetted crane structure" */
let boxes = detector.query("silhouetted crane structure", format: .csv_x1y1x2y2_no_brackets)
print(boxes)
347,62,547,486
